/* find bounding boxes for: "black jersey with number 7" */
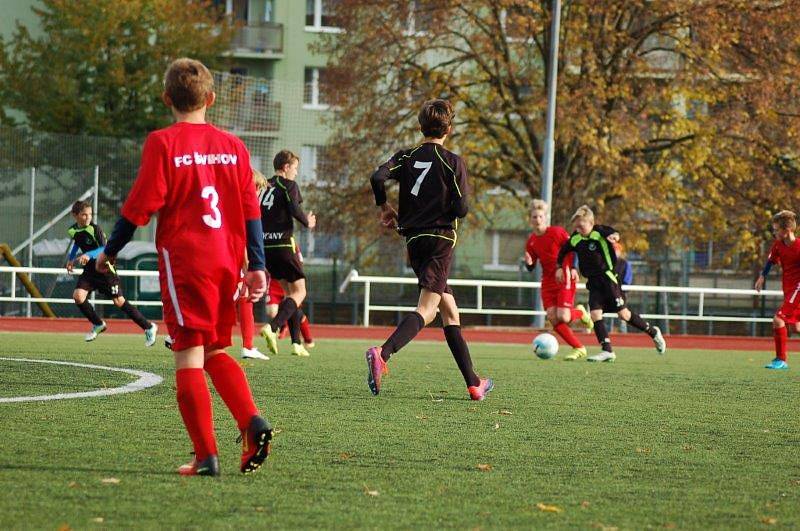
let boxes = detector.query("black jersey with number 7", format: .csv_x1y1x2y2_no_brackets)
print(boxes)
370,142,469,234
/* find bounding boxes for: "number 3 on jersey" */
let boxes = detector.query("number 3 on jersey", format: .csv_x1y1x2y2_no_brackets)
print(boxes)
201,186,222,229
411,161,432,196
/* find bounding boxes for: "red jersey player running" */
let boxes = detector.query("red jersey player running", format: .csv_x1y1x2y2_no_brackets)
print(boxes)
524,199,594,360
98,58,272,476
755,210,800,370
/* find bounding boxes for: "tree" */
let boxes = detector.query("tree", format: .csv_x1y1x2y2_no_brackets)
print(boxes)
316,0,800,267
0,0,233,137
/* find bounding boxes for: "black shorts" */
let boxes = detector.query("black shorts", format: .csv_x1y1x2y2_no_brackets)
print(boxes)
405,228,456,295
587,273,626,313
76,268,122,298
264,241,305,283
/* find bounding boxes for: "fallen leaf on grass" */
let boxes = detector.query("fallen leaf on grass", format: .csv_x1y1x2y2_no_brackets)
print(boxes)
498,410,513,416
364,487,380,497
254,507,266,513
663,523,676,528
761,517,778,525
339,453,352,461
682,445,694,452
428,392,444,403
67,481,79,488
101,477,120,484
590,524,618,531
536,503,563,513
91,517,104,523
476,464,492,472
273,428,283,435
415,415,429,420
581,501,591,508
790,479,800,486
635,447,651,454
493,423,500,430
58,525,72,531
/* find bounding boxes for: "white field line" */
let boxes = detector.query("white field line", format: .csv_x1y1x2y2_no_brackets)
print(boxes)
0,357,163,403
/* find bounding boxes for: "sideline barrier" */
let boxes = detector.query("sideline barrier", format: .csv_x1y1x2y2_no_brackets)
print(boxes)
338,269,782,327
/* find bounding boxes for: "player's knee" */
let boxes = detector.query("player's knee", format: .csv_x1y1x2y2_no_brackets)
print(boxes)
773,315,785,328
590,310,603,322
618,308,631,321
113,296,126,307
73,292,85,304
416,306,436,324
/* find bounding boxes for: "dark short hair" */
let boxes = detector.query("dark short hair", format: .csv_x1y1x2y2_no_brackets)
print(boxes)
71,200,91,215
163,58,214,113
273,149,299,171
418,99,454,138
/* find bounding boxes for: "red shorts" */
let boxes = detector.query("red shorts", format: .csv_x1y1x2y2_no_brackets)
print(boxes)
541,281,576,309
777,296,800,324
266,276,285,305
167,322,233,352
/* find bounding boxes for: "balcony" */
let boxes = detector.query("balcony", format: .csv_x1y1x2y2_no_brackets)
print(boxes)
230,22,283,58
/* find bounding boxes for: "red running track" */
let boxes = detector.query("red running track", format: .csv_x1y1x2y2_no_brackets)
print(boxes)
0,317,789,351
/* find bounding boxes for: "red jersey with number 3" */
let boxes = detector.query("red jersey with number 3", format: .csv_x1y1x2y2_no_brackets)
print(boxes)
767,237,800,297
121,122,260,331
526,226,573,288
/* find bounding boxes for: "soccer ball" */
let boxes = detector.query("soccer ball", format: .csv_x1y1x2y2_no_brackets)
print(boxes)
532,333,559,359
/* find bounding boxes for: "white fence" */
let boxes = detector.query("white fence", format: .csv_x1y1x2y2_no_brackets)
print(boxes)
339,270,782,328
0,267,785,330
0,266,161,307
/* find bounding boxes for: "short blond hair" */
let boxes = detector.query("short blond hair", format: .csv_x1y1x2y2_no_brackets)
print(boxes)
530,199,548,214
570,205,594,223
772,210,797,230
252,168,268,191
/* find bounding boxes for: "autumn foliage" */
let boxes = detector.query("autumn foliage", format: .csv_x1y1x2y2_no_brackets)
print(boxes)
317,0,800,264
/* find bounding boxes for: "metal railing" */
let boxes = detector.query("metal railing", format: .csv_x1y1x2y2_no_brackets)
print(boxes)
0,266,162,307
339,269,782,327
231,23,283,54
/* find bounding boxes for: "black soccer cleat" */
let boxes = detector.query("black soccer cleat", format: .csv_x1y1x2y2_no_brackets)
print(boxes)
239,415,273,474
178,454,220,477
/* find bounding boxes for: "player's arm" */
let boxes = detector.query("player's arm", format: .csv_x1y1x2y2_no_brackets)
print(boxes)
99,134,167,272
284,180,315,229
448,156,469,219
65,241,80,271
370,152,402,228
597,224,620,242
755,249,777,292
524,241,537,271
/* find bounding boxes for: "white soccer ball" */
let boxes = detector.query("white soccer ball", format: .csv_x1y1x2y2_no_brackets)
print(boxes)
532,333,559,360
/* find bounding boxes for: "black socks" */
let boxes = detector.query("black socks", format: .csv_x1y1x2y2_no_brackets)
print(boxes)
381,311,425,362
271,297,298,333
443,325,480,387
76,300,103,326
288,308,302,344
593,319,613,352
120,300,151,330
626,312,656,337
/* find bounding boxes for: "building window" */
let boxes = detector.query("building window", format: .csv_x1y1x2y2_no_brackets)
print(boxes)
299,145,335,184
406,0,432,35
303,67,329,108
484,230,527,271
306,0,342,31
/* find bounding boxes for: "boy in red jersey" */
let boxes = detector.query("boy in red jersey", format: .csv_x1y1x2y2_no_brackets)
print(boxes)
98,58,272,476
754,210,800,370
524,199,594,360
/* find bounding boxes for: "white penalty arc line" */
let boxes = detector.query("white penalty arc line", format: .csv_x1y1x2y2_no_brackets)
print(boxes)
0,357,163,403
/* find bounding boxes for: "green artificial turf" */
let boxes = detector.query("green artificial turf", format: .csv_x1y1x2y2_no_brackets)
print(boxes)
0,332,797,529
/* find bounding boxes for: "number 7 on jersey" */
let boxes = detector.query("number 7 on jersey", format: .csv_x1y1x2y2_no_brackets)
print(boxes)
411,160,432,196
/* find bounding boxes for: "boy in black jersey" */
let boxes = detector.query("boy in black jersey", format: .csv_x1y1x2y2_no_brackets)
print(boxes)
556,205,665,361
366,99,493,400
66,201,157,344
258,150,317,357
